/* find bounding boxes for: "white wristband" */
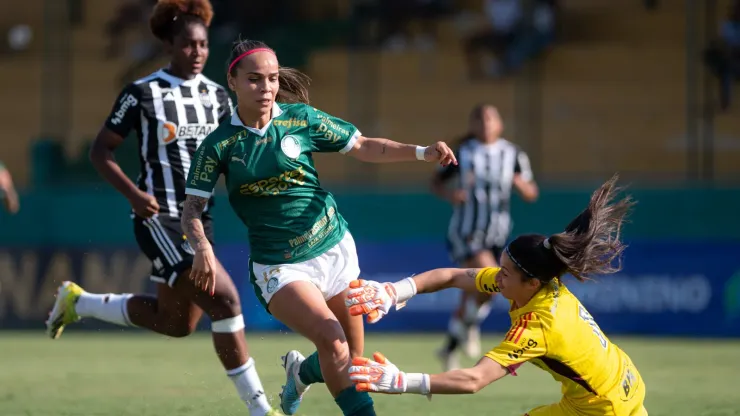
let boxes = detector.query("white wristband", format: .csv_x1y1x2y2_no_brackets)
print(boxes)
405,373,431,397
392,277,417,310
415,146,428,161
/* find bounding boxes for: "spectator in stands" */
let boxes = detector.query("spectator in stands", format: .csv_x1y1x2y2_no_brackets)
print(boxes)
0,161,19,214
378,0,452,52
105,0,158,59
464,0,556,79
704,0,740,110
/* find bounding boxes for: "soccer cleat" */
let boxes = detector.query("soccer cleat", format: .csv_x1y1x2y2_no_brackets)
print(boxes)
437,347,460,372
45,281,82,339
279,350,310,415
266,410,285,416
464,325,482,358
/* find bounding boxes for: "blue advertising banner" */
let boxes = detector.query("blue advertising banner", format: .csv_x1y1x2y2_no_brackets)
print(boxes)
349,240,740,337
1,240,739,337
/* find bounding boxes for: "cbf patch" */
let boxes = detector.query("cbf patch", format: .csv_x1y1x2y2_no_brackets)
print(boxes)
281,135,301,159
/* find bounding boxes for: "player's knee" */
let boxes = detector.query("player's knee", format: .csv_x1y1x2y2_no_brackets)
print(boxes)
167,320,198,338
207,289,242,321
312,321,350,364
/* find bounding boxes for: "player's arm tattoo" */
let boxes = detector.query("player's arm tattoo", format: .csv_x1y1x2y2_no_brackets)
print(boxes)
381,139,387,154
466,268,482,279
182,195,211,251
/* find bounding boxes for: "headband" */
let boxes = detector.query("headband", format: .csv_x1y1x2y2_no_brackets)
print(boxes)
504,245,536,278
227,48,275,74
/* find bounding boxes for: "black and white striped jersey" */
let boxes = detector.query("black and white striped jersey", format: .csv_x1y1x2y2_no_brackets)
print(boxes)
437,137,534,259
104,69,233,218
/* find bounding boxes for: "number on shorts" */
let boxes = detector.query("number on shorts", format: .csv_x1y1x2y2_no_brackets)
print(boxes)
578,304,608,349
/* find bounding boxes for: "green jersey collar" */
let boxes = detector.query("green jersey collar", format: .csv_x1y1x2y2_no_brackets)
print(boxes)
230,102,284,137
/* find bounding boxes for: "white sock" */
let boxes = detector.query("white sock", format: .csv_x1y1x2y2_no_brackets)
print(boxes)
75,292,134,326
227,358,272,415
448,317,467,342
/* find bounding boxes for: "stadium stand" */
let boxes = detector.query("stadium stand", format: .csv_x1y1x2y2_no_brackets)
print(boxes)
2,0,739,186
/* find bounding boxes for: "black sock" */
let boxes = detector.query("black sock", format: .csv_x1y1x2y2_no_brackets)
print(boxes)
444,333,460,354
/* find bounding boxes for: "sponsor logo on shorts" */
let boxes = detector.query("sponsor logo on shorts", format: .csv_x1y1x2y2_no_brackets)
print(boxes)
181,240,195,256
266,277,279,293
152,257,164,273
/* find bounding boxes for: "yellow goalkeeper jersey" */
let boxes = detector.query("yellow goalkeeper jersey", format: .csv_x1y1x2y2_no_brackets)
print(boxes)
475,267,646,414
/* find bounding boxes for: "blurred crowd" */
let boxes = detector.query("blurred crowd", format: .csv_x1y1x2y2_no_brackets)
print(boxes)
104,0,559,82
705,0,740,110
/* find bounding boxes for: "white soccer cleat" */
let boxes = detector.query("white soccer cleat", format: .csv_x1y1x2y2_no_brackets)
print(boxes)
279,350,310,415
437,348,460,371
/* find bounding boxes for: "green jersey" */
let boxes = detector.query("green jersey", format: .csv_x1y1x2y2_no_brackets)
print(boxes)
185,102,360,265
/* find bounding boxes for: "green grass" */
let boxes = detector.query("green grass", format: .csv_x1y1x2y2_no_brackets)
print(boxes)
1,332,739,415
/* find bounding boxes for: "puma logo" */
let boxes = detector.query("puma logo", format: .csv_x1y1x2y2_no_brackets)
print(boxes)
231,153,247,167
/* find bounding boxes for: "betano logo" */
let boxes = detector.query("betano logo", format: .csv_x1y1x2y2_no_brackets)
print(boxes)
161,122,215,143
240,167,306,196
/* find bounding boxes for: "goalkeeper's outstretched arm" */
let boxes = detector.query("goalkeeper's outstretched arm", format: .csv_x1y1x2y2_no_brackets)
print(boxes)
410,267,489,294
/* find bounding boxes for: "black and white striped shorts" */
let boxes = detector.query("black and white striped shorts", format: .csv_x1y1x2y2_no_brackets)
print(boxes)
132,214,214,287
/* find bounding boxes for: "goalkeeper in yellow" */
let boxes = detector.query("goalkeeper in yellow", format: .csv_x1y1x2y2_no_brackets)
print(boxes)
345,175,647,416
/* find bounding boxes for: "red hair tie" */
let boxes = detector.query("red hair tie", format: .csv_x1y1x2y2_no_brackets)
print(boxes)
227,48,275,74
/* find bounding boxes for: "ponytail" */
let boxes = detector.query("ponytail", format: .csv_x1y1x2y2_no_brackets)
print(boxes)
504,174,635,283
547,174,635,281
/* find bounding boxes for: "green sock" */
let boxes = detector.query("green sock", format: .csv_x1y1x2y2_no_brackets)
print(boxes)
298,351,324,386
335,386,376,416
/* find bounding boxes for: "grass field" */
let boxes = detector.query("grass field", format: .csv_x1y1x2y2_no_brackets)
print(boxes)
1,332,739,416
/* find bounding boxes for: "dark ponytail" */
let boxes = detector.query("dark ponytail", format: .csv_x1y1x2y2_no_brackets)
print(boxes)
505,174,635,283
226,38,311,104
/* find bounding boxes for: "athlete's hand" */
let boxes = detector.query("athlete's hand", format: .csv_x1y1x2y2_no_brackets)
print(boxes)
129,190,159,218
191,245,217,295
424,141,457,166
349,352,407,394
346,279,398,324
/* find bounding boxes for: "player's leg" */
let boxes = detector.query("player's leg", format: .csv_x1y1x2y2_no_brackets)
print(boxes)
282,288,362,397
279,232,371,415
47,217,274,415
267,280,375,416
439,248,498,367
46,216,202,338
172,263,274,415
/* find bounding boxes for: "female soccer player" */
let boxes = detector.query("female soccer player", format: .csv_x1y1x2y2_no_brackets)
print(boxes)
0,161,19,214
182,39,456,416
346,175,648,416
45,2,278,415
433,104,538,369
